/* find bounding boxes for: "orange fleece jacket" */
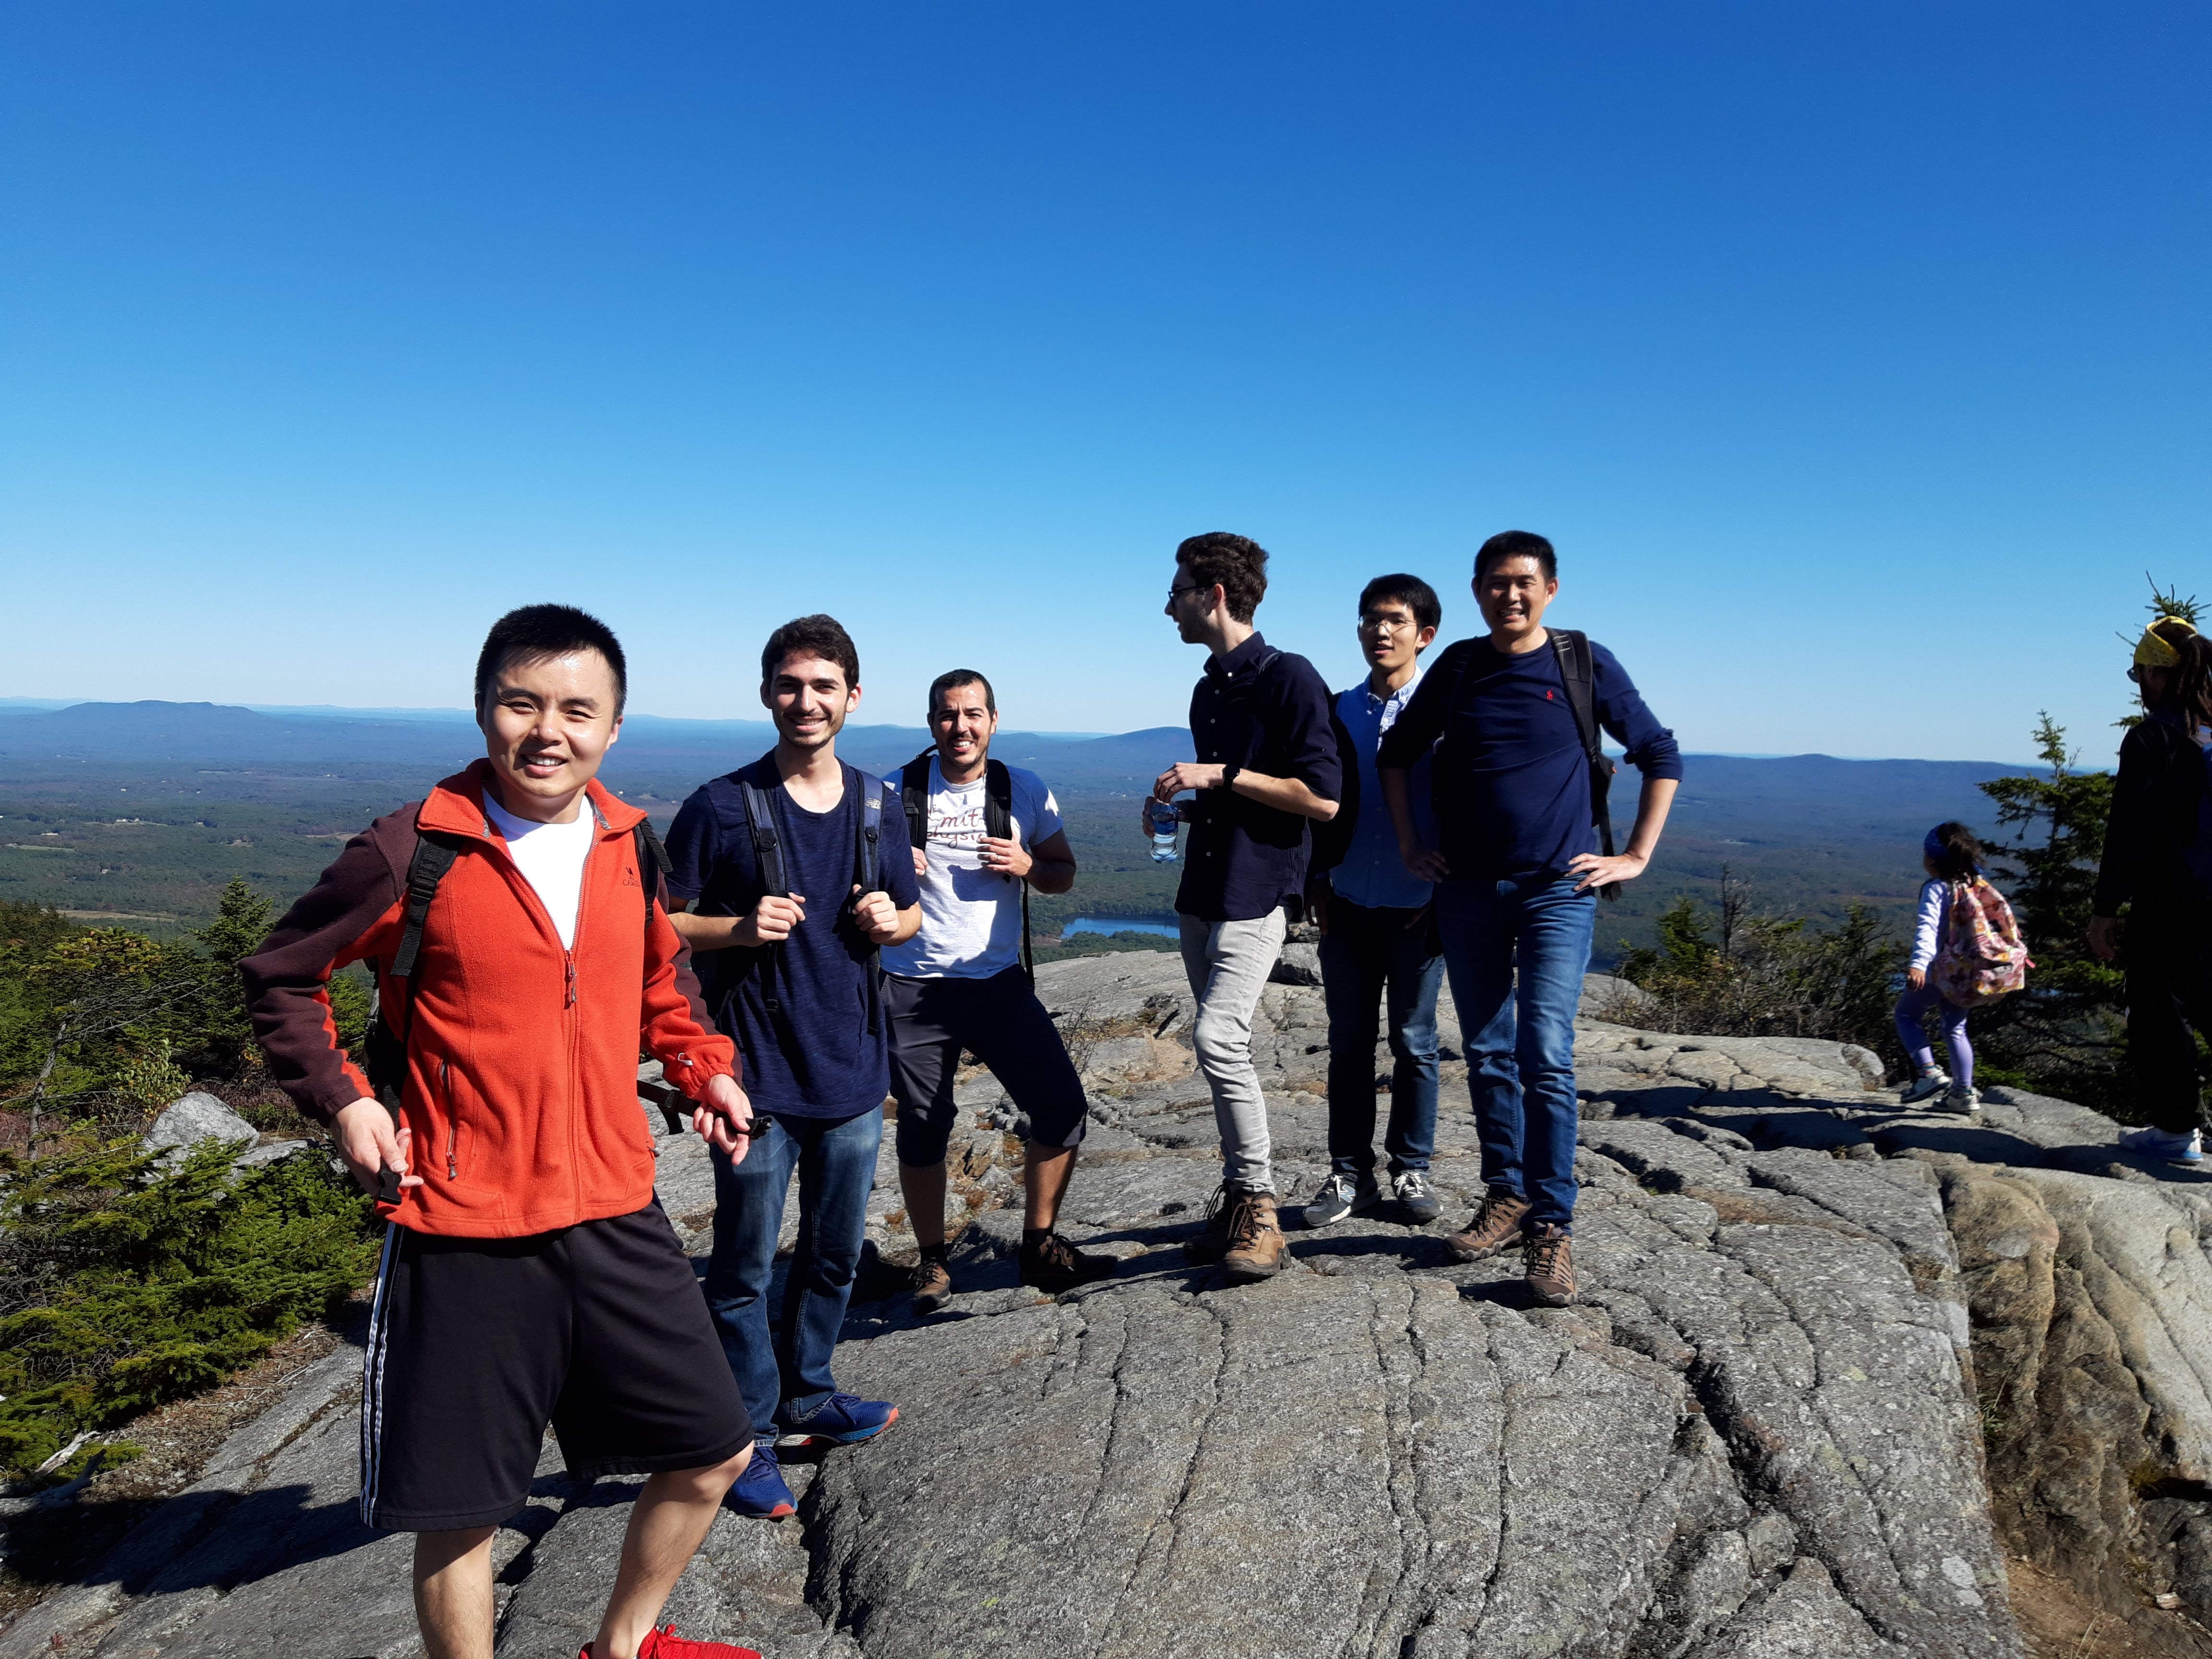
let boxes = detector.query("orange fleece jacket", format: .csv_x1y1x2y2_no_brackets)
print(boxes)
240,761,738,1238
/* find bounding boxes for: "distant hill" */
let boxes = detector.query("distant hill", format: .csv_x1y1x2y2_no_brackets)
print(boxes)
0,699,2042,958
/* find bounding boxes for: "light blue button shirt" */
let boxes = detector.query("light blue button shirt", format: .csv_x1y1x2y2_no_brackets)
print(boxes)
1330,670,1437,910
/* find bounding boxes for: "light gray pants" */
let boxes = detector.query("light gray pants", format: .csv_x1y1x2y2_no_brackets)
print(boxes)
1178,908,1289,1194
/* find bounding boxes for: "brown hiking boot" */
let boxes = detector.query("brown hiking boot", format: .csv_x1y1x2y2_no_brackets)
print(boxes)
909,1256,953,1316
1019,1230,1116,1294
1523,1224,1576,1307
1183,1184,1238,1265
1220,1192,1286,1283
1443,1190,1531,1263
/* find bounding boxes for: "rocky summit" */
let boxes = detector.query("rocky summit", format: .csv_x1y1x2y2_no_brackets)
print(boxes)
14,949,2212,1658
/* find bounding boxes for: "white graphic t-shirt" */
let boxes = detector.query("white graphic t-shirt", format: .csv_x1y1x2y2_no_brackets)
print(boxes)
878,757,1064,981
483,793,598,950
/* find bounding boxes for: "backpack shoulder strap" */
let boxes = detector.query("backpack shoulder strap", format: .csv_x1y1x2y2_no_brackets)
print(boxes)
1550,629,1622,893
984,759,1015,843
736,775,788,899
389,830,468,979
900,750,935,857
633,819,671,939
854,769,883,898
983,760,1033,986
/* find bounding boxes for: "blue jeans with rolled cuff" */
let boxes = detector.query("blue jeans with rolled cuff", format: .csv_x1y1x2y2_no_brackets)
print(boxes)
1434,874,1597,1231
1319,895,1443,1178
701,1106,881,1439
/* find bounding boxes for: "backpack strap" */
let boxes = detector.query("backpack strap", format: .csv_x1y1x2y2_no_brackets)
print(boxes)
634,819,671,938
899,750,936,859
1550,629,1621,902
733,775,809,1082
366,828,469,1109
854,769,885,1036
985,759,1033,988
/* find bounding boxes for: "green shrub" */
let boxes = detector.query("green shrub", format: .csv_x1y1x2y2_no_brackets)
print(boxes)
0,1135,378,1481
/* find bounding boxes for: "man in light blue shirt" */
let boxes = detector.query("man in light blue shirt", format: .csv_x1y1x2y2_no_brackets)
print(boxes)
1301,574,1446,1226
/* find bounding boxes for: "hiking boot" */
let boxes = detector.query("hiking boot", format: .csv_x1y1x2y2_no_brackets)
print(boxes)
1184,1184,1237,1265
1220,1192,1286,1283
909,1256,953,1317
723,1443,794,1520
1392,1169,1440,1224
1302,1168,1379,1227
1935,1085,1982,1117
777,1392,897,1448
1523,1224,1577,1308
1443,1189,1531,1263
586,1625,762,1659
2119,1125,2204,1164
1899,1068,1951,1106
1020,1230,1116,1294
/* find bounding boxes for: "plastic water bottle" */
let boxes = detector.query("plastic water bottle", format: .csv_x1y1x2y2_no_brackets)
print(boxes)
1148,799,1182,864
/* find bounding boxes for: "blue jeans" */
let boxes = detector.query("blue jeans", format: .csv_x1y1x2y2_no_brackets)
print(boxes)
1319,895,1443,1177
1435,875,1597,1230
700,1106,881,1439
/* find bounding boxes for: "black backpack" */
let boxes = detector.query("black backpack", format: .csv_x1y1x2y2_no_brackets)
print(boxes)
363,815,673,1110
1432,628,1621,901
900,750,1033,986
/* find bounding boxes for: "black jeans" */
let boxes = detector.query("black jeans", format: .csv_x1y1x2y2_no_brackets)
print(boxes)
1319,894,1443,1177
2129,892,2212,1134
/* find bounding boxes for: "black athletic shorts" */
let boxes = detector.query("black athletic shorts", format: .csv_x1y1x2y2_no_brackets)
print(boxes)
885,966,1089,1167
360,1203,751,1532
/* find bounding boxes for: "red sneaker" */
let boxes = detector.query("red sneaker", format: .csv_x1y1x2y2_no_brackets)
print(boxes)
581,1625,763,1659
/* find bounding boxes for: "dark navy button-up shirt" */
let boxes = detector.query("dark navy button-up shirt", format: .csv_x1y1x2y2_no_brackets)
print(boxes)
1175,632,1343,923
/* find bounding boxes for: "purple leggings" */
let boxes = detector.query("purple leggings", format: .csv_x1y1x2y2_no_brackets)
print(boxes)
1895,983,1972,1088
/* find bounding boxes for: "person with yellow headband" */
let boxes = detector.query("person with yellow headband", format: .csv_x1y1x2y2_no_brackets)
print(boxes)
2090,615,2212,1163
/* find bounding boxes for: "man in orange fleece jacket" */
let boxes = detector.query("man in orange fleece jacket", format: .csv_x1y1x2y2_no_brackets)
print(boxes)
242,605,762,1659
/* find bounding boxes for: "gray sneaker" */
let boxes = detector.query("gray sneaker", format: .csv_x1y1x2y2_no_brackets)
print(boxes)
1302,1169,1379,1227
1392,1169,1440,1224
1899,1069,1952,1106
1936,1085,1982,1117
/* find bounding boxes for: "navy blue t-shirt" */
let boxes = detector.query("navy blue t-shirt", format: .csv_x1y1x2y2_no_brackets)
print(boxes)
662,756,920,1119
1377,635,1683,882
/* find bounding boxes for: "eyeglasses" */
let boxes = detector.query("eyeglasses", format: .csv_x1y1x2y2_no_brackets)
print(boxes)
1168,583,1205,603
2128,666,2144,684
1359,614,1418,635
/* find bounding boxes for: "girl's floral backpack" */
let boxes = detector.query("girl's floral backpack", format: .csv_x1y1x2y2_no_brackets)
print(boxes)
1931,876,2033,1007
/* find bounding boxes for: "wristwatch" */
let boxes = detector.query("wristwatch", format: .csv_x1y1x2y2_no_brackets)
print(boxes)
1221,764,1242,791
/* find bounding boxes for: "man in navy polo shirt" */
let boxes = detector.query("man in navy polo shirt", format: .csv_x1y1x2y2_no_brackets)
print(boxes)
1379,531,1681,1308
1153,531,1341,1284
662,614,922,1519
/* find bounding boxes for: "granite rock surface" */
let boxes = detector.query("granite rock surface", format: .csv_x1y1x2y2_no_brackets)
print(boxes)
17,951,2212,1656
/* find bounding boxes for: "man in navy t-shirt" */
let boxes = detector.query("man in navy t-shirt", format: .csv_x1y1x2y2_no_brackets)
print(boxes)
1378,531,1681,1309
663,614,922,1520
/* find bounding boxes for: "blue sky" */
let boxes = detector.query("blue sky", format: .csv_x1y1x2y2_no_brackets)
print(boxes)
2,2,2205,762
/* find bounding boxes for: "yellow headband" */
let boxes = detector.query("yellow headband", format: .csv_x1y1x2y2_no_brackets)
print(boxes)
2137,617,2197,670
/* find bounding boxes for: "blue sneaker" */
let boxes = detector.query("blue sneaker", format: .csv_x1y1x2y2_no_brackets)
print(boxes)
776,1391,898,1448
724,1442,795,1519
2118,1126,2203,1164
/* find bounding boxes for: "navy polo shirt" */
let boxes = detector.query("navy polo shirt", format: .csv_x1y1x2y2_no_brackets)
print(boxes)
1176,632,1343,923
1377,634,1682,883
661,755,920,1118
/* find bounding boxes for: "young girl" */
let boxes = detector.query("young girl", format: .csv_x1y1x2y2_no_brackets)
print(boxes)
1896,821,1985,1114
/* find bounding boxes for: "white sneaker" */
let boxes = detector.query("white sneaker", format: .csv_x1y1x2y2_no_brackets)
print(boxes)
2117,1126,2203,1164
1899,1070,1951,1106
1935,1085,1982,1117
1302,1169,1378,1227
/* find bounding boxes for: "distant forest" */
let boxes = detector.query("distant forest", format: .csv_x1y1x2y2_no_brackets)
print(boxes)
0,699,2047,969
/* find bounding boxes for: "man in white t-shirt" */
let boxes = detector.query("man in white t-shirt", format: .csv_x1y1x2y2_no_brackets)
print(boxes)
883,670,1114,1313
